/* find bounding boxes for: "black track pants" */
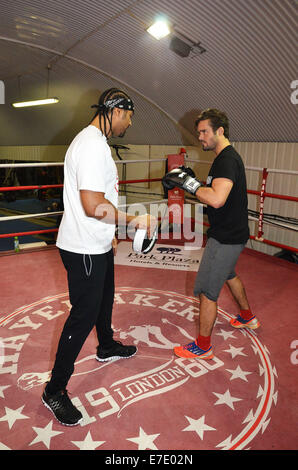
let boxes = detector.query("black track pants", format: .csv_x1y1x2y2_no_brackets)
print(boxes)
47,248,115,393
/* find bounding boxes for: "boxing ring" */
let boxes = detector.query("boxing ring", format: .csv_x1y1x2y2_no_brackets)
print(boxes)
0,155,297,452
0,157,297,253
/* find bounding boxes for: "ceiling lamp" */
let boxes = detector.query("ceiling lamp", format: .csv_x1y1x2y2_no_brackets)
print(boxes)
12,97,59,108
12,65,59,108
146,19,171,40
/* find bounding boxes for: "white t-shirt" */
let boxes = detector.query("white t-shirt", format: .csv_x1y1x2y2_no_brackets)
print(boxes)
56,125,118,254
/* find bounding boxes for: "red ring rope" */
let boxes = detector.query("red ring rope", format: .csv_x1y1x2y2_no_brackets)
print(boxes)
0,228,58,239
0,178,162,192
247,190,298,202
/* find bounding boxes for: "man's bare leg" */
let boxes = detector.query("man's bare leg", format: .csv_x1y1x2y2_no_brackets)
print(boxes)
173,294,217,358
199,293,218,337
226,275,250,310
226,275,260,328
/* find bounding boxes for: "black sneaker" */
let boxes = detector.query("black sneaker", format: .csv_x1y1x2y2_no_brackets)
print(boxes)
96,340,137,362
41,388,83,426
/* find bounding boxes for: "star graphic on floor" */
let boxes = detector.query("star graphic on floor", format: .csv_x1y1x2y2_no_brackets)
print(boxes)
223,344,247,359
126,427,160,450
71,431,105,450
226,365,252,382
182,415,216,440
0,385,11,399
0,442,11,450
0,405,29,429
215,329,236,341
29,420,63,449
213,389,242,410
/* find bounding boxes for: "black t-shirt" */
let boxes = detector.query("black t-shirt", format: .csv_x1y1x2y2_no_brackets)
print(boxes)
206,145,249,244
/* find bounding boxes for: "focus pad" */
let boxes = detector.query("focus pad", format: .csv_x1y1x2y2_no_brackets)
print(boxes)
133,227,158,254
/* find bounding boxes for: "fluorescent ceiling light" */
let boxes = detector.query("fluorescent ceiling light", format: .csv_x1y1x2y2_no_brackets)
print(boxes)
147,20,171,40
12,97,59,108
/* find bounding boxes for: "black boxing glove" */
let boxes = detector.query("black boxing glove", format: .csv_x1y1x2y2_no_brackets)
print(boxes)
179,165,196,178
162,166,202,195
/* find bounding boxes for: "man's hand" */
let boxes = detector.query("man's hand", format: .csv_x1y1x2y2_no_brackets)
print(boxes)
133,214,157,237
112,237,118,256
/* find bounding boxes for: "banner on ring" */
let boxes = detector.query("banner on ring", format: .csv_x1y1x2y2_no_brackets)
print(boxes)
115,242,204,271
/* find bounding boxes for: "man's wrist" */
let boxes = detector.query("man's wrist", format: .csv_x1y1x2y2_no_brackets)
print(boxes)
195,185,204,199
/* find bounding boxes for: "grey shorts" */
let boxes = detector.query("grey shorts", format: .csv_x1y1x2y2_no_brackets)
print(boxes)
194,237,245,301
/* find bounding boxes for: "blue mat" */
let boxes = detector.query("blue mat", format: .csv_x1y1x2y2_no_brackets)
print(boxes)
0,198,61,251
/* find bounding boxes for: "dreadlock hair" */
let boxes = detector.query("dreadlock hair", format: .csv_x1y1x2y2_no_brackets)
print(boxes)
90,88,134,137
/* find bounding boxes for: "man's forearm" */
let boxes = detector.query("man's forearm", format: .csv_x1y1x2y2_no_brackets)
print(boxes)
195,186,221,208
80,190,155,234
196,178,233,209
94,200,135,226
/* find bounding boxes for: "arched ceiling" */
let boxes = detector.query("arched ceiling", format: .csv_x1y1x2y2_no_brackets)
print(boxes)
0,0,297,147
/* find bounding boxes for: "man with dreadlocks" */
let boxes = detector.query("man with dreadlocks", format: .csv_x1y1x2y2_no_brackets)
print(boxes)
42,88,156,426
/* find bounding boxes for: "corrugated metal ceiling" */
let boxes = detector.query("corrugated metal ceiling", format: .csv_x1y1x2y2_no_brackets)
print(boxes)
0,0,297,146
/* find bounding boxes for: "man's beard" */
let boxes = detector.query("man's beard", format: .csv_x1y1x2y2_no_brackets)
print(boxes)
201,140,216,151
201,143,211,151
112,128,127,138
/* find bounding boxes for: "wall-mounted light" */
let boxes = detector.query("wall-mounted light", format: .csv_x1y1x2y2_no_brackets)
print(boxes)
146,19,171,40
146,18,206,58
12,97,59,108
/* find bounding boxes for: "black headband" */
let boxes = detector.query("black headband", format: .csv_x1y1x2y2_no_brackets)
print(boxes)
91,96,134,112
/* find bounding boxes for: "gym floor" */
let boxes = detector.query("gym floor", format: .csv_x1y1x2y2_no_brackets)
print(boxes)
0,243,297,451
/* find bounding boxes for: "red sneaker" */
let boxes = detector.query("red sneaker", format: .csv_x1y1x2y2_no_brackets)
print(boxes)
230,314,260,330
174,341,214,359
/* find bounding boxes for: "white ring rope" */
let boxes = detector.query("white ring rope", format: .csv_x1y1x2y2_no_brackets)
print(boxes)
184,198,298,232
0,159,297,175
0,159,166,168
0,199,168,222
186,160,298,175
0,211,63,222
0,195,296,231
247,215,298,232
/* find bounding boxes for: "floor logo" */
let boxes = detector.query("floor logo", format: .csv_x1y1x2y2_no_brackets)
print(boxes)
0,288,278,450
